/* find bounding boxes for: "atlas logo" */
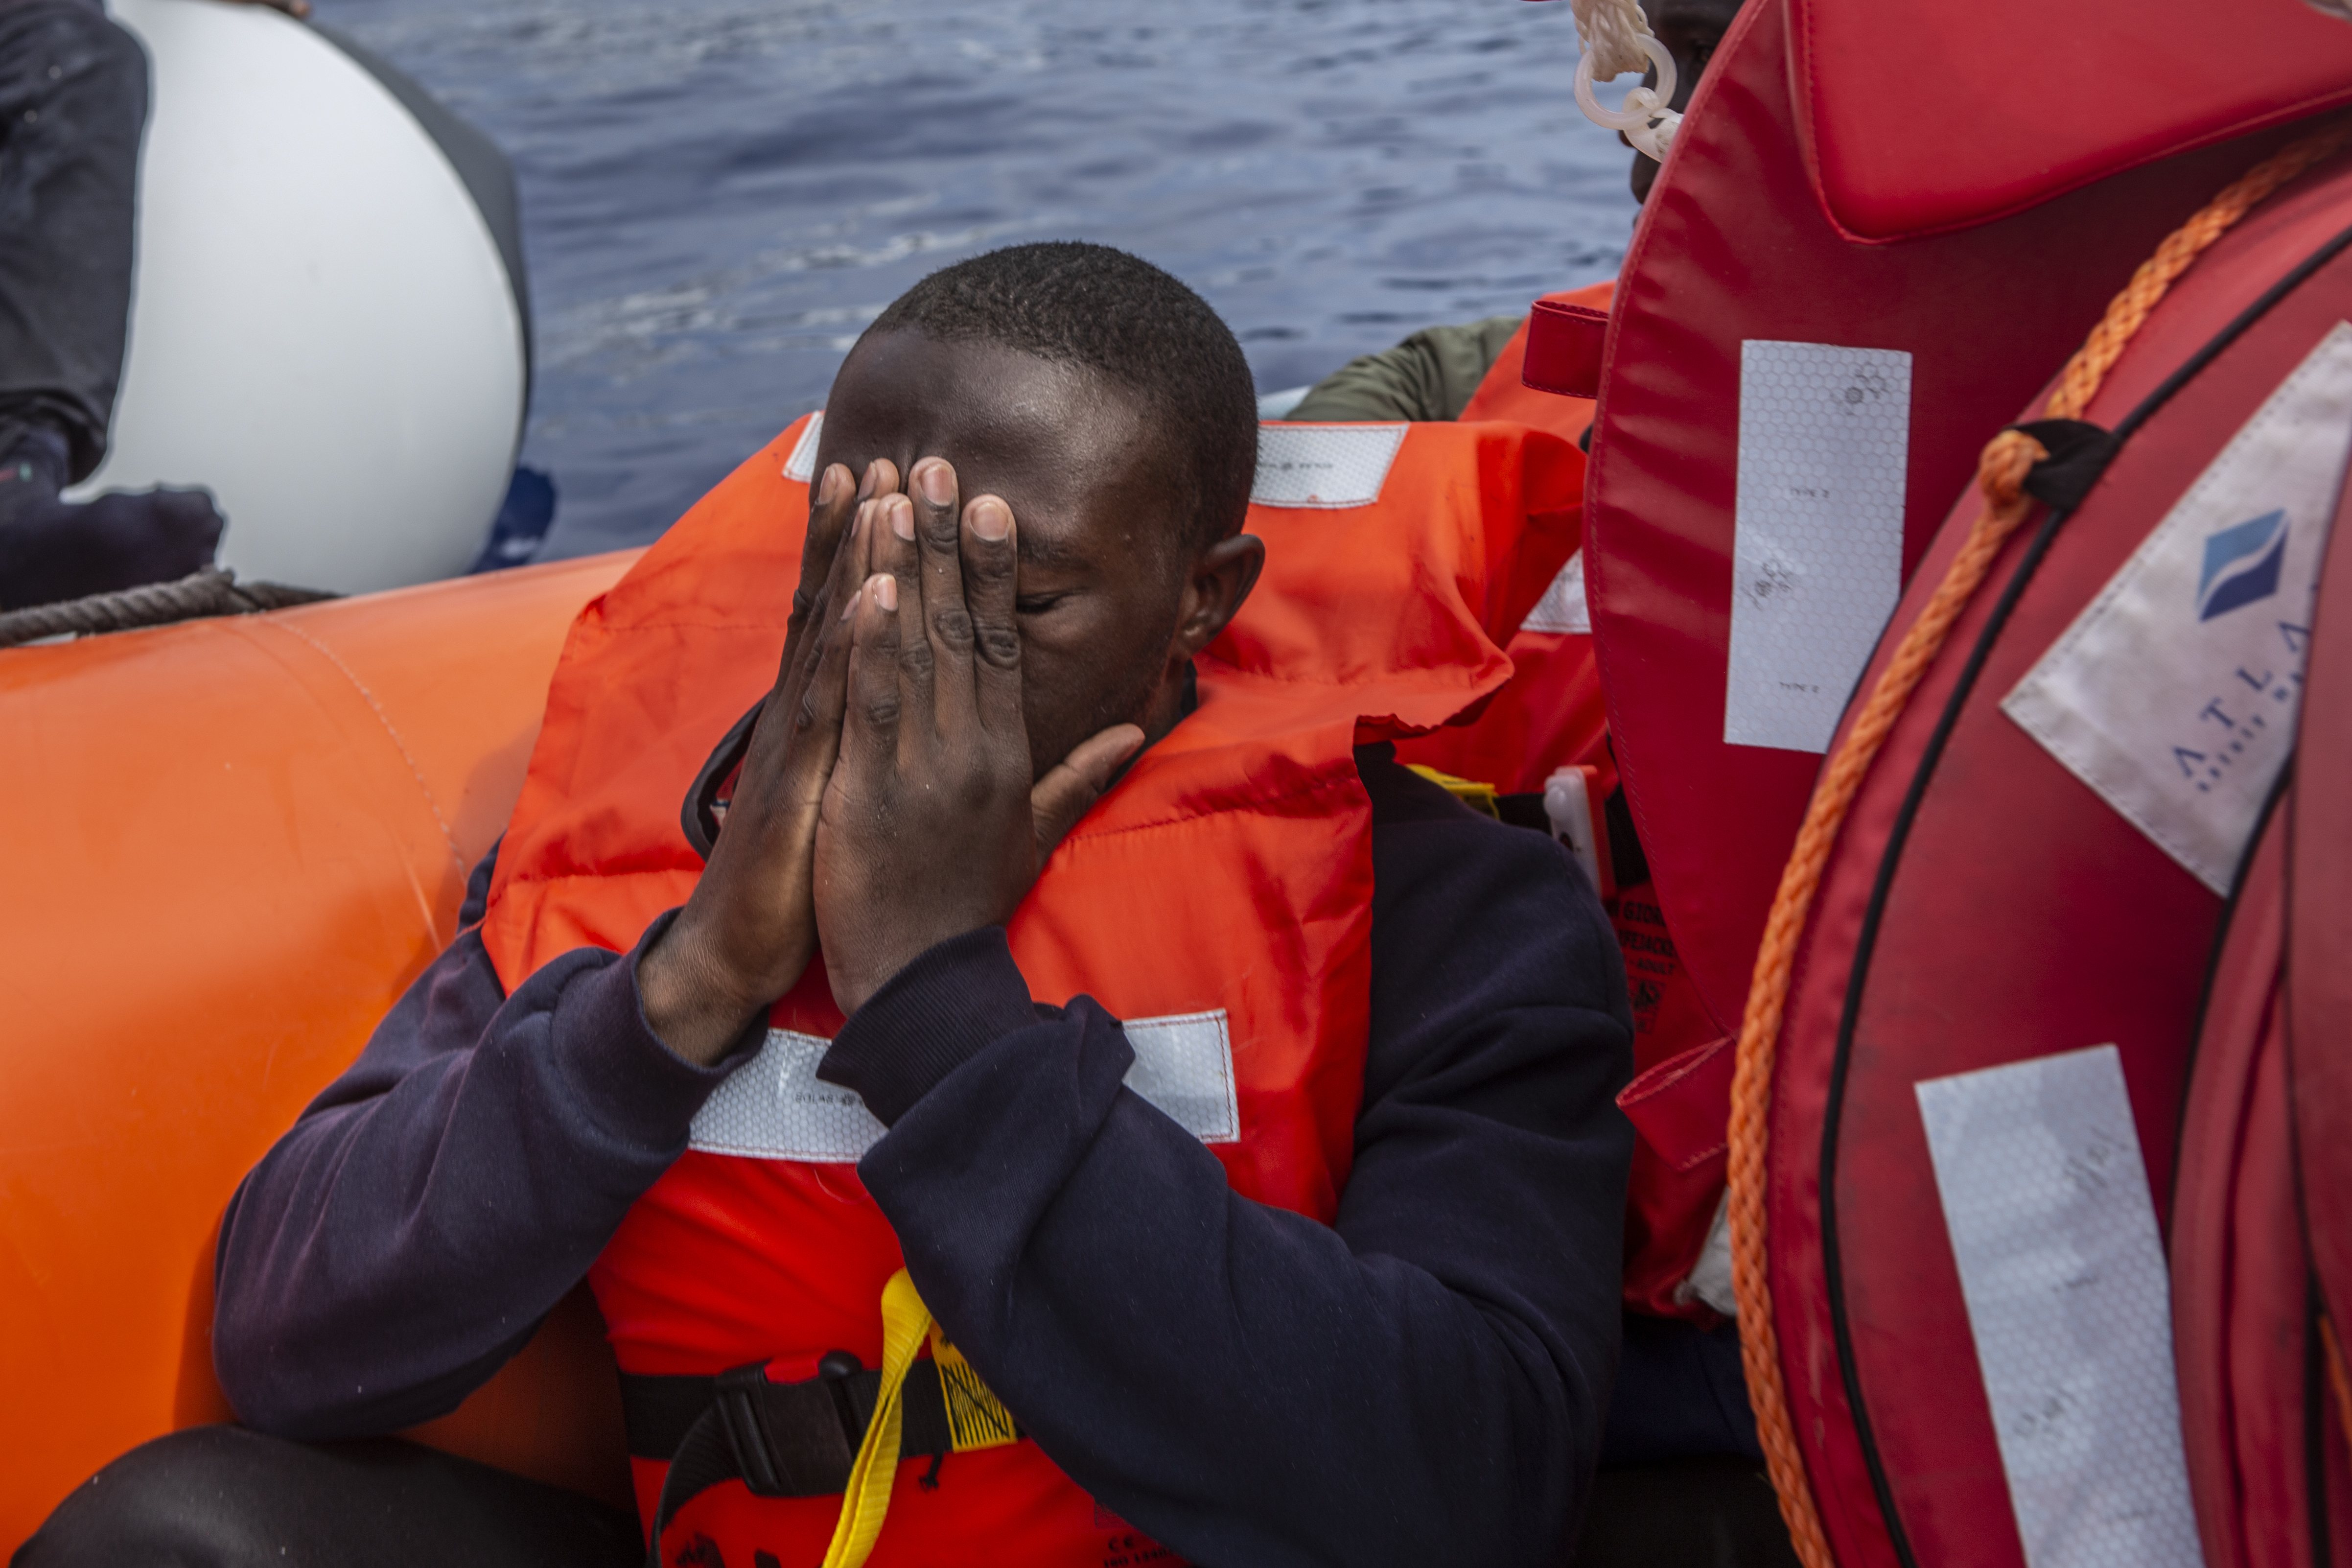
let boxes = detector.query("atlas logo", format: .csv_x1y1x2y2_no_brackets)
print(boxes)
2198,508,2289,622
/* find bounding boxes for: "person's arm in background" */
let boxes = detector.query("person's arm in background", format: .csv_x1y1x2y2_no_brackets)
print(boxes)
821,752,1634,1568
1283,314,1523,422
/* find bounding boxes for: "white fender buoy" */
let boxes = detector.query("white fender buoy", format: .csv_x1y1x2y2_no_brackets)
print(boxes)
73,0,528,594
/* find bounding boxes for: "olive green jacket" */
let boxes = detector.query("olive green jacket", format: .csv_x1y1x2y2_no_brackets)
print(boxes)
1283,315,1523,424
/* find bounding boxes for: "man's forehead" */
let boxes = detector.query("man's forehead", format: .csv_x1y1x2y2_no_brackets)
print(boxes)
828,336,1139,464
818,332,1172,568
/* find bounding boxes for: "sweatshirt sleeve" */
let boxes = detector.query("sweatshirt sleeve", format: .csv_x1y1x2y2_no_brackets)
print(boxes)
210,849,757,1439
817,750,1633,1568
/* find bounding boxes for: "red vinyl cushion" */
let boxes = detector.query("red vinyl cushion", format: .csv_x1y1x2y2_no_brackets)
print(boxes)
1585,0,2315,1040
1757,157,2352,1568
2173,802,2352,1568
2290,378,2352,1354
1790,0,2352,241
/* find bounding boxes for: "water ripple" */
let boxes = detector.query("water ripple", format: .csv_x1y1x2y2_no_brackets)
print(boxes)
327,0,1638,555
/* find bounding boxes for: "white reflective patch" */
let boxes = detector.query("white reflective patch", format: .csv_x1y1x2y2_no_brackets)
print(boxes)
1725,341,1911,753
689,1008,1240,1162
2003,323,2352,893
781,413,824,483
1916,1046,2201,1568
1675,1193,1737,1318
1520,549,1591,635
1121,1009,1240,1143
691,1029,882,1163
1251,422,1408,508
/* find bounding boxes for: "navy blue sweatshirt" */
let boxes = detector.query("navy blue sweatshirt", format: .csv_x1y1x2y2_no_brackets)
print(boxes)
213,747,1635,1567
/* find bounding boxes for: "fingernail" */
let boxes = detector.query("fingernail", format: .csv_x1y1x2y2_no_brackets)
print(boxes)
873,574,898,611
818,464,848,504
969,497,1011,542
917,461,956,507
887,495,915,541
856,463,880,502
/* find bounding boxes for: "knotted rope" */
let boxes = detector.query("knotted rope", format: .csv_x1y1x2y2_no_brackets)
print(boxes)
1569,0,1653,81
0,567,336,649
1566,0,1680,162
1725,118,2352,1568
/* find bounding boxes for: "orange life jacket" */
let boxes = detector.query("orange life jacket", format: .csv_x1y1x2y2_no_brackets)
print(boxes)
1411,281,1614,790
478,410,1583,1566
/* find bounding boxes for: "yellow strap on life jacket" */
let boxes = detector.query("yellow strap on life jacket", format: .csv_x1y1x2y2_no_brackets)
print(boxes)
1404,764,1502,819
820,1270,932,1568
818,1270,1021,1567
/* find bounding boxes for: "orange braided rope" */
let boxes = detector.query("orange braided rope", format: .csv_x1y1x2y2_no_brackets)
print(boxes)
1724,119,2352,1568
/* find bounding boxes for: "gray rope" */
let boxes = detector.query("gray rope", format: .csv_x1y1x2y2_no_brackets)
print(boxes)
0,568,340,650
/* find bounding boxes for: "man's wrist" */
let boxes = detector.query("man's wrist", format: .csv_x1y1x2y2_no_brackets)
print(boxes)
637,909,773,1068
549,919,756,1146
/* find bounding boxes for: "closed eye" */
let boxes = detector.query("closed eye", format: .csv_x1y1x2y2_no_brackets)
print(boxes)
1015,595,1066,616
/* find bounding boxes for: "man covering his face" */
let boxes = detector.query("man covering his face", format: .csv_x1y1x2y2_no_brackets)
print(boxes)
23,243,1634,1568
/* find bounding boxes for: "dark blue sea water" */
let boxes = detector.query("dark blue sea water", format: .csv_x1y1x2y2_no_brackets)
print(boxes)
327,0,1640,558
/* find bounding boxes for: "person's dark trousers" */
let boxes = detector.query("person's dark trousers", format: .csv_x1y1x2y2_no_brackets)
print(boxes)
0,0,222,608
15,1425,1802,1568
12,1426,642,1568
1571,1312,1801,1566
1575,1456,1803,1568
0,0,142,480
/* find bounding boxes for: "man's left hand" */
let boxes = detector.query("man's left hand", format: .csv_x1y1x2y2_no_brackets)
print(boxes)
814,458,1142,1017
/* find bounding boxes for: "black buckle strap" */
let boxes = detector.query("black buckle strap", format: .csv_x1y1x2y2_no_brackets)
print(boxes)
711,1360,862,1498
626,1354,998,1564
679,697,765,861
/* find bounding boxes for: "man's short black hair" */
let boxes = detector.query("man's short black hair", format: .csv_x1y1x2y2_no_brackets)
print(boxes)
863,242,1258,554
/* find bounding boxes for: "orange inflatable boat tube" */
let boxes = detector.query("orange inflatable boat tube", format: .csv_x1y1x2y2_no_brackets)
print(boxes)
0,554,642,1548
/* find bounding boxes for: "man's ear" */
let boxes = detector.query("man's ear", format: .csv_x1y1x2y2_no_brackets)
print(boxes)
1169,533,1265,661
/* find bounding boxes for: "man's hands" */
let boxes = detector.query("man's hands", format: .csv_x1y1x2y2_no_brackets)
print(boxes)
639,454,1142,1065
814,460,1143,1016
638,458,888,1066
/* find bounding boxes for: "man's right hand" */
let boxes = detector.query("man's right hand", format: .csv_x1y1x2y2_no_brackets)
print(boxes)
636,458,893,1066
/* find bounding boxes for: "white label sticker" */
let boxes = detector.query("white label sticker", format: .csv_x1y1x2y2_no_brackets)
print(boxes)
1251,422,1409,509
690,1008,1240,1163
2003,322,2352,893
781,412,824,482
1916,1046,2201,1568
1725,341,1912,752
1520,549,1591,635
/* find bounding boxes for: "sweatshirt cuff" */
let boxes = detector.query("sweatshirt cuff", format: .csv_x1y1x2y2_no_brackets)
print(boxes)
817,926,1039,1126
555,909,763,1147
